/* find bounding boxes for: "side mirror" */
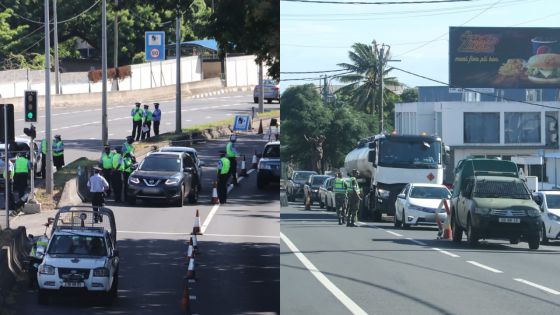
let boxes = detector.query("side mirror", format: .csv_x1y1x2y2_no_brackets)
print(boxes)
112,249,119,257
533,194,543,206
199,160,205,167
368,150,376,163
397,193,405,199
131,164,138,170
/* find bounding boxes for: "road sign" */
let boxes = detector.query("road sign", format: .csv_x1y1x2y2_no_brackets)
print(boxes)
145,31,165,61
233,115,251,131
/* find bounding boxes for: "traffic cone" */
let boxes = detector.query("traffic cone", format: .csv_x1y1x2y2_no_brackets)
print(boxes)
211,181,220,204
251,151,258,169
186,242,194,264
305,194,311,210
186,257,196,279
192,209,202,235
180,280,191,312
442,199,453,240
258,119,263,134
239,155,247,177
191,235,199,254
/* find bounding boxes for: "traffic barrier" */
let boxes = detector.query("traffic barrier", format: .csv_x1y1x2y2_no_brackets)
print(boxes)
258,119,263,134
251,151,258,169
239,155,247,177
180,278,191,313
186,257,196,279
435,199,452,240
211,181,219,204
192,209,202,235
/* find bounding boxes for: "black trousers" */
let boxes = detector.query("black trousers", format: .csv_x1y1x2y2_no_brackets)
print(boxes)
40,153,46,178
153,121,160,136
141,121,152,140
112,171,123,202
102,169,112,193
13,173,28,198
217,173,229,203
132,120,142,141
123,172,130,197
228,157,238,185
91,192,105,221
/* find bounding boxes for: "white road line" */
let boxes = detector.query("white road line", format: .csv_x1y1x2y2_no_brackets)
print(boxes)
386,231,403,237
201,204,220,234
405,237,427,246
432,247,460,258
203,233,279,239
466,261,503,273
513,278,560,295
189,295,197,300
280,233,368,315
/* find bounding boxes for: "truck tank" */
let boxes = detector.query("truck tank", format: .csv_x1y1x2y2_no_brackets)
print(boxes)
344,145,374,179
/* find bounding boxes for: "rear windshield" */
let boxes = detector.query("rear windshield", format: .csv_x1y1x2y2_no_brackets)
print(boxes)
263,145,280,158
48,235,107,257
140,157,181,172
410,187,450,199
474,180,531,199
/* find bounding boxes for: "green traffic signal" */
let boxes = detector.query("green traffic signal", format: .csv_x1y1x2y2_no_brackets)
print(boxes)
27,112,33,119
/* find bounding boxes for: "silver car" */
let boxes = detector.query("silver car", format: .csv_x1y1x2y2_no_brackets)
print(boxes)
253,79,280,104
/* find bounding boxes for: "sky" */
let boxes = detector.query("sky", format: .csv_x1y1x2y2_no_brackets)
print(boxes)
280,0,560,90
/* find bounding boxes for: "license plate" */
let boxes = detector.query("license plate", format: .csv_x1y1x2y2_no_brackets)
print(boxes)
499,217,520,223
143,187,159,194
63,281,84,288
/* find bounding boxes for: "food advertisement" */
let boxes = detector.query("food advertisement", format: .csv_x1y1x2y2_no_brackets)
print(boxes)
449,27,560,88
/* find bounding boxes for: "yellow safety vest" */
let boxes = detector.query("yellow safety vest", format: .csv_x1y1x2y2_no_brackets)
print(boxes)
218,157,230,174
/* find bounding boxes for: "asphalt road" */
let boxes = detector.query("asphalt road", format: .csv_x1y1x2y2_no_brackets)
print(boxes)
13,91,279,165
281,198,560,315
14,134,280,314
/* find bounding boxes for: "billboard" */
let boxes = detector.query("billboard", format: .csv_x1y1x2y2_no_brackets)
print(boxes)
449,27,560,88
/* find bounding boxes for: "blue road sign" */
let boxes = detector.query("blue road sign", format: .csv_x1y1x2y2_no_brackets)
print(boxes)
233,115,251,131
145,31,166,61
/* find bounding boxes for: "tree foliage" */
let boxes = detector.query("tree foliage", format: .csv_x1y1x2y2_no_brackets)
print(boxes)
400,87,418,103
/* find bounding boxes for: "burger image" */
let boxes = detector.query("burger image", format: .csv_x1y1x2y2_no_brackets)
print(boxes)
527,53,560,84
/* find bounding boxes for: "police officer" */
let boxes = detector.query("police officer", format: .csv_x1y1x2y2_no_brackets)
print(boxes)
122,152,134,199
87,166,109,222
131,102,143,141
52,135,65,171
226,134,240,186
122,136,135,157
13,153,31,198
1,158,14,208
111,147,124,202
152,103,161,136
346,169,362,227
99,146,113,194
217,150,230,204
141,104,153,140
40,138,47,178
334,171,348,225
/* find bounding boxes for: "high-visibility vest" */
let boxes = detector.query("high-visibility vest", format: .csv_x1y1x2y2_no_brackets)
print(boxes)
344,178,354,193
334,178,347,193
101,152,113,169
218,157,230,175
112,153,123,171
122,142,134,156
226,142,238,158
41,139,47,154
15,157,29,173
132,107,142,122
345,177,360,193
53,140,64,157
123,157,133,173
144,110,153,122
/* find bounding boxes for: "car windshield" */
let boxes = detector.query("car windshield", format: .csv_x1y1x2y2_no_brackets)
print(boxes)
378,138,441,167
161,148,196,161
545,194,560,208
312,176,329,185
410,186,450,199
47,235,107,256
294,172,316,181
474,180,531,199
140,157,181,172
263,145,280,158
263,79,276,85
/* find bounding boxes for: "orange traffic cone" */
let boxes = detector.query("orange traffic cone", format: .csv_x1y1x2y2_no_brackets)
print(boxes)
251,151,258,169
180,280,191,312
258,119,263,134
442,199,453,240
191,235,199,254
186,242,194,264
192,209,202,235
239,155,247,177
211,181,220,204
186,257,196,279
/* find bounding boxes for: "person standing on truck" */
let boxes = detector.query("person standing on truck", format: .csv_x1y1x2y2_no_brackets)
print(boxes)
346,169,362,227
334,171,348,225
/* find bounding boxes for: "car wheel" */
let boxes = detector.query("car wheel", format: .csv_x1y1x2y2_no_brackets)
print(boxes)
528,234,540,250
394,208,402,228
37,289,49,305
188,185,199,204
175,187,184,207
401,209,409,229
541,223,549,244
253,97,258,103
466,215,479,247
451,210,463,242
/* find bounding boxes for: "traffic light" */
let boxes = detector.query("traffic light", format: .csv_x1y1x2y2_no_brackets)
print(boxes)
0,104,15,144
24,90,38,122
24,125,36,139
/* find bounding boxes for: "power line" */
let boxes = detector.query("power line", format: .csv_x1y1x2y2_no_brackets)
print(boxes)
281,69,346,74
0,0,101,25
281,0,472,4
280,71,353,81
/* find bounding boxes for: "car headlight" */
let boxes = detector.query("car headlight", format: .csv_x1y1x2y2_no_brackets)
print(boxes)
527,209,540,217
377,189,390,199
93,267,110,277
38,264,55,275
312,189,318,193
547,212,560,221
165,178,180,185
129,177,140,184
408,205,422,211
474,207,491,215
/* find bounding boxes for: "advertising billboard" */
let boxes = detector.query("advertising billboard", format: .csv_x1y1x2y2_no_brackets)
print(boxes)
449,27,560,88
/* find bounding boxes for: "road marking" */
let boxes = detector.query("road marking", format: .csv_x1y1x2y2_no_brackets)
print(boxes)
386,231,403,237
513,278,560,295
189,295,197,300
432,247,460,258
118,230,190,235
466,261,503,273
405,237,427,246
203,233,279,239
201,204,220,234
280,233,368,315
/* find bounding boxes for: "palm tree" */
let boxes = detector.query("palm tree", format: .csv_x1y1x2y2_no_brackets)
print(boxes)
337,42,400,132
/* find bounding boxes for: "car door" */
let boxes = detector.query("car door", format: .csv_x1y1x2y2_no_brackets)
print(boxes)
396,184,410,220
458,179,474,227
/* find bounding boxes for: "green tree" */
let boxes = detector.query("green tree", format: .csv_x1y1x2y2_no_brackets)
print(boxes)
400,87,418,103
0,8,29,69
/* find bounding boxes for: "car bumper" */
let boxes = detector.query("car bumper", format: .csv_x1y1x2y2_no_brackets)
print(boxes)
258,169,280,181
127,183,182,200
290,187,304,198
472,214,541,238
37,274,112,292
404,209,447,226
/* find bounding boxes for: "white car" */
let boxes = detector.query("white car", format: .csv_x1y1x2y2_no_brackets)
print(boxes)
394,183,451,229
532,191,560,244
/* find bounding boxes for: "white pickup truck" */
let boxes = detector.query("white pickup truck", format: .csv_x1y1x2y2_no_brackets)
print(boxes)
37,207,119,305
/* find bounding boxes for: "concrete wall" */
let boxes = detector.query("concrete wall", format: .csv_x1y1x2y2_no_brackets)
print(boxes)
203,60,222,79
225,55,262,87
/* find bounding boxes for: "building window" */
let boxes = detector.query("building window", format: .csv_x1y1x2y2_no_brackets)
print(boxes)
464,112,500,144
546,111,559,148
462,91,480,102
505,112,541,144
526,89,542,102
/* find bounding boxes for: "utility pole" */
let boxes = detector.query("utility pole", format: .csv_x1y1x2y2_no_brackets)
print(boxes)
101,0,108,146
258,61,264,113
322,75,328,104
175,7,182,133
53,0,60,94
374,41,399,134
114,0,119,91
44,0,53,194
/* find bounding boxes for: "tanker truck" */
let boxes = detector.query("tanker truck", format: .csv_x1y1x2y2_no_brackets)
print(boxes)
344,133,448,221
